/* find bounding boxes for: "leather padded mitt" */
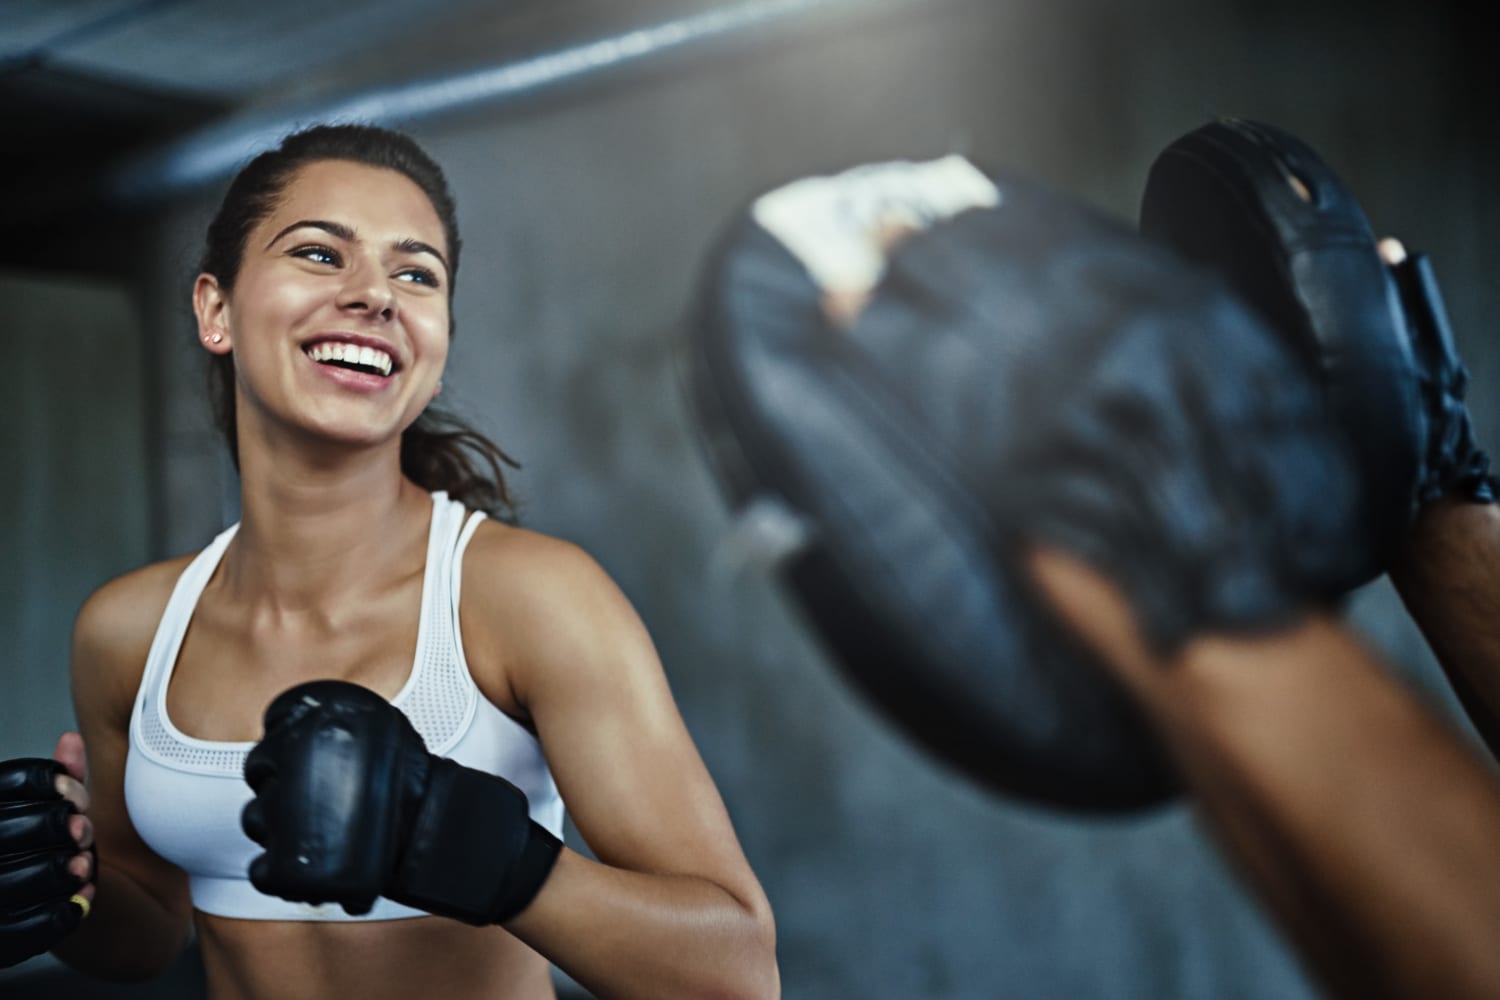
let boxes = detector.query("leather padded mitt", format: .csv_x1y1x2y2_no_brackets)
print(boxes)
685,165,1364,812
1140,118,1426,585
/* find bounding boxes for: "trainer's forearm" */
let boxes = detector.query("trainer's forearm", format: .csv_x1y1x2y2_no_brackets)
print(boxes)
506,849,779,1000
1136,618,1500,1000
49,864,190,982
1390,499,1500,752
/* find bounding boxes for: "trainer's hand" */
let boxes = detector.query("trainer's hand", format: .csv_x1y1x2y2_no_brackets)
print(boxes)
1,734,96,968
242,680,561,924
749,154,1000,326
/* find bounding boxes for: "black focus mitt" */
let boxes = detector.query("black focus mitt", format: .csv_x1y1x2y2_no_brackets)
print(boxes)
686,158,1365,810
1141,118,1496,584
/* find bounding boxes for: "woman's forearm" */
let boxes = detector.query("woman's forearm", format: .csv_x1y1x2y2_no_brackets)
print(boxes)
506,848,779,1000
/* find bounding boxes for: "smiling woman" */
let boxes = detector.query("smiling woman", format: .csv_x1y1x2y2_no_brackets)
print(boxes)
194,129,519,518
0,125,779,1000
196,155,459,476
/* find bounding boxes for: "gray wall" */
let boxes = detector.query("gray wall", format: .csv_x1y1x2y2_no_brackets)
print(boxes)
2,273,150,760
8,1,1496,997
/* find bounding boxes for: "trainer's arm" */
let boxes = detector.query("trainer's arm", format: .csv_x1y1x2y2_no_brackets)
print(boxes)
1389,499,1500,753
463,527,778,1000
51,575,195,981
1030,547,1500,1000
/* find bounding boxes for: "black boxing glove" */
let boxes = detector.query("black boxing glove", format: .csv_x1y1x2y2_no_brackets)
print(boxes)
1,758,88,968
241,680,561,924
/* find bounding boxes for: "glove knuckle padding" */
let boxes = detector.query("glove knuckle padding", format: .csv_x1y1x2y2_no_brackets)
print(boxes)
0,758,66,802
244,682,417,910
1,900,83,969
1,850,78,903
240,796,269,846
244,680,559,921
1,758,83,968
0,798,74,853
242,740,280,793
260,681,335,732
686,170,1362,811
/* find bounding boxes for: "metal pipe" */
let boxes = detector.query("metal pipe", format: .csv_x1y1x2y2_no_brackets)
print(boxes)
100,0,923,206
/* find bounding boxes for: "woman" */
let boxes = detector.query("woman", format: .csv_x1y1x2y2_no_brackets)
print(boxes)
1,125,777,999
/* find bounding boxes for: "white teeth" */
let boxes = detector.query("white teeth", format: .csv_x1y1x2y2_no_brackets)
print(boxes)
306,342,394,375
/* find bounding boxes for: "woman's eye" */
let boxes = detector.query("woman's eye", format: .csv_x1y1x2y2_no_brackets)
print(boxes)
396,267,441,288
290,245,339,266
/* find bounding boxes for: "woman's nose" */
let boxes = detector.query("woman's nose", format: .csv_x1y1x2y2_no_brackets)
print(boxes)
337,256,395,319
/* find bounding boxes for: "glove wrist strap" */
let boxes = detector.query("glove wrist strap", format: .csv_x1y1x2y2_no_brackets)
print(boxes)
1392,254,1498,506
390,757,561,926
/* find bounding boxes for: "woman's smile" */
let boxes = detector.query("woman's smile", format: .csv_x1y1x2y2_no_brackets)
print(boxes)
209,158,453,447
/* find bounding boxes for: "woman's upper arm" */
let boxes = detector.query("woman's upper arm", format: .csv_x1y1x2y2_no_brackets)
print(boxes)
465,528,769,914
70,567,193,921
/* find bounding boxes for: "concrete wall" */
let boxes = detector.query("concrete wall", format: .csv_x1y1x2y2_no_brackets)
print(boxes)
1,273,150,761
7,1,1495,997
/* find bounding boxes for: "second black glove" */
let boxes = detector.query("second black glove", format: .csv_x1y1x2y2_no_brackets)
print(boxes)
1,758,88,968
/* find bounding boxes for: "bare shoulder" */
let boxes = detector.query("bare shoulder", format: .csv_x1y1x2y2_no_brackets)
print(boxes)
460,519,655,705
72,555,196,718
463,519,621,609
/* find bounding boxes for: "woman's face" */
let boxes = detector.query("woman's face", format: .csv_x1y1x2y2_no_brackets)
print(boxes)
196,158,453,456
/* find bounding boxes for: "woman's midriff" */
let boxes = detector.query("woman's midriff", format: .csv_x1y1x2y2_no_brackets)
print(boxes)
194,910,558,1000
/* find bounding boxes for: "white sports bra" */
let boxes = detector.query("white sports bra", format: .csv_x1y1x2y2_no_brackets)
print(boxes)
124,491,564,921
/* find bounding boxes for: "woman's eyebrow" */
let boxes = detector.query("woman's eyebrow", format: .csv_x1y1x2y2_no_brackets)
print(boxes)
395,237,449,276
265,218,354,249
265,220,448,275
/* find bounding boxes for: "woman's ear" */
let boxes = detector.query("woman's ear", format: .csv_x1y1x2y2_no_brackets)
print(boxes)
194,273,234,354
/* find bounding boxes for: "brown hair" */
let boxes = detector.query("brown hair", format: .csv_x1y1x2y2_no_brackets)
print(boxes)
199,123,517,519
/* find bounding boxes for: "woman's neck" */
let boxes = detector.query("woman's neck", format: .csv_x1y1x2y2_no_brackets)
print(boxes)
224,437,432,615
